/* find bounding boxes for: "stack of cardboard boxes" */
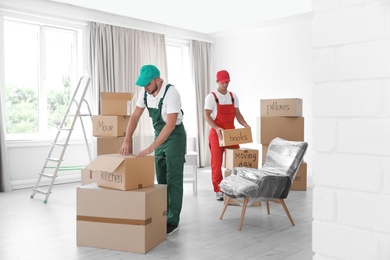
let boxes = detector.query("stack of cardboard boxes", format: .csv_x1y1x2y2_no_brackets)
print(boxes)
260,98,307,191
92,92,133,156
81,92,133,185
77,92,167,254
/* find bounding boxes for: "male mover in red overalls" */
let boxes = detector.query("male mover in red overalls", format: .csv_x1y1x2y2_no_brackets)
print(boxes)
204,70,250,201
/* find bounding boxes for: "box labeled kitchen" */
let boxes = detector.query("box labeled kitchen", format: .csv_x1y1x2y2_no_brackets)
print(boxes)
85,154,154,191
219,127,252,147
81,168,100,185
260,98,302,117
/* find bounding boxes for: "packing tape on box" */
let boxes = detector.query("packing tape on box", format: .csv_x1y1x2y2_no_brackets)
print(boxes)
77,215,152,226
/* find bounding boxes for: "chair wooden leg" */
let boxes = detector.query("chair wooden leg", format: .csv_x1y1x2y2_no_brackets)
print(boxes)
219,197,231,220
279,199,295,226
266,201,270,215
238,197,249,231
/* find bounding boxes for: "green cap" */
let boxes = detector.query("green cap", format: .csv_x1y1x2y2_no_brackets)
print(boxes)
135,65,160,87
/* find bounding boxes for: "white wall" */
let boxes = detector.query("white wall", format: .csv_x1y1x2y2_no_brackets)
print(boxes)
211,13,313,174
311,0,390,259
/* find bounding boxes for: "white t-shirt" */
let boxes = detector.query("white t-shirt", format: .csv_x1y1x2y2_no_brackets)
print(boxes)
136,82,183,125
204,90,240,120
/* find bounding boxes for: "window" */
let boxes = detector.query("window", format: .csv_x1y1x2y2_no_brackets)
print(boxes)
166,39,197,139
3,17,86,141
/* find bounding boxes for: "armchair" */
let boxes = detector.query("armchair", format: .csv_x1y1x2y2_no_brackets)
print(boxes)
219,137,308,231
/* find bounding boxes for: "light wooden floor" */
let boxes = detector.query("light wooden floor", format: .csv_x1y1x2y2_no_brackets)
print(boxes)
0,167,313,260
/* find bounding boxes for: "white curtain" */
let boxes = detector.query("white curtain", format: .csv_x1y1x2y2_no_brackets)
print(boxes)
89,22,167,153
189,40,211,167
0,93,11,192
0,16,11,192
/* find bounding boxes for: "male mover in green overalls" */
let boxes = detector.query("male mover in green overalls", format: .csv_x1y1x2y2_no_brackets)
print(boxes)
120,65,186,236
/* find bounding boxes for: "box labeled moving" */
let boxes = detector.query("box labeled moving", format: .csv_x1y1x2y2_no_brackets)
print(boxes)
219,127,252,147
260,98,302,117
224,148,259,170
85,154,154,191
100,92,133,116
77,183,167,254
92,115,130,137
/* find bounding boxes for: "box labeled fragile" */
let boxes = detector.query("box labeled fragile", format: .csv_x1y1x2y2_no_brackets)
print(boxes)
100,92,133,116
260,98,302,117
219,127,252,147
77,183,167,254
92,115,130,137
224,148,259,170
85,154,155,191
291,161,307,191
223,169,260,206
260,117,304,144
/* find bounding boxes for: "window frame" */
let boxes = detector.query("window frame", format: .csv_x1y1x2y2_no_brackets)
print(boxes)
165,38,198,139
1,12,89,142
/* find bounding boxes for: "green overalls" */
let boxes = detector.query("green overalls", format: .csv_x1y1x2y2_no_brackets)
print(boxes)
144,84,186,226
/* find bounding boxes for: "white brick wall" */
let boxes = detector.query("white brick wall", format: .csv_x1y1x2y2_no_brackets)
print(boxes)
312,3,387,46
312,0,390,259
313,221,390,259
313,40,390,82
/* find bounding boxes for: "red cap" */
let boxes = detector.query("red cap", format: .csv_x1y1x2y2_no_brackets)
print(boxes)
216,70,230,83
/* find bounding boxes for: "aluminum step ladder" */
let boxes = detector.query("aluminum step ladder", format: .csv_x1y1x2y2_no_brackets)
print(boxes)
30,75,92,203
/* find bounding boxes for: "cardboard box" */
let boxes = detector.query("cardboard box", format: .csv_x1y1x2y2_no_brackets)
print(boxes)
85,154,155,191
223,169,261,206
101,92,133,116
77,183,167,254
260,98,302,117
96,136,126,156
219,127,252,147
224,148,259,170
92,115,130,137
291,162,307,191
261,144,269,162
260,117,304,144
81,168,99,185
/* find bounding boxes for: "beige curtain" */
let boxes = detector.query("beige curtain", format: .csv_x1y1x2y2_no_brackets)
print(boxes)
89,22,167,153
189,40,211,167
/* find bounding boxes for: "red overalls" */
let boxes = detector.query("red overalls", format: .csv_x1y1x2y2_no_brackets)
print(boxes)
208,91,239,192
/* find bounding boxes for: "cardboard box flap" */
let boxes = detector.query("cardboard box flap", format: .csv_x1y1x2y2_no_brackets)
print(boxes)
101,92,133,101
86,156,124,173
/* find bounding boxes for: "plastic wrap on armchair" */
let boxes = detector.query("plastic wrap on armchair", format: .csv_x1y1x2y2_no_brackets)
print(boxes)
219,137,308,231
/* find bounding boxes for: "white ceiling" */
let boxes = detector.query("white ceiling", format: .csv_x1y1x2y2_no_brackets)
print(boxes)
47,0,312,34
